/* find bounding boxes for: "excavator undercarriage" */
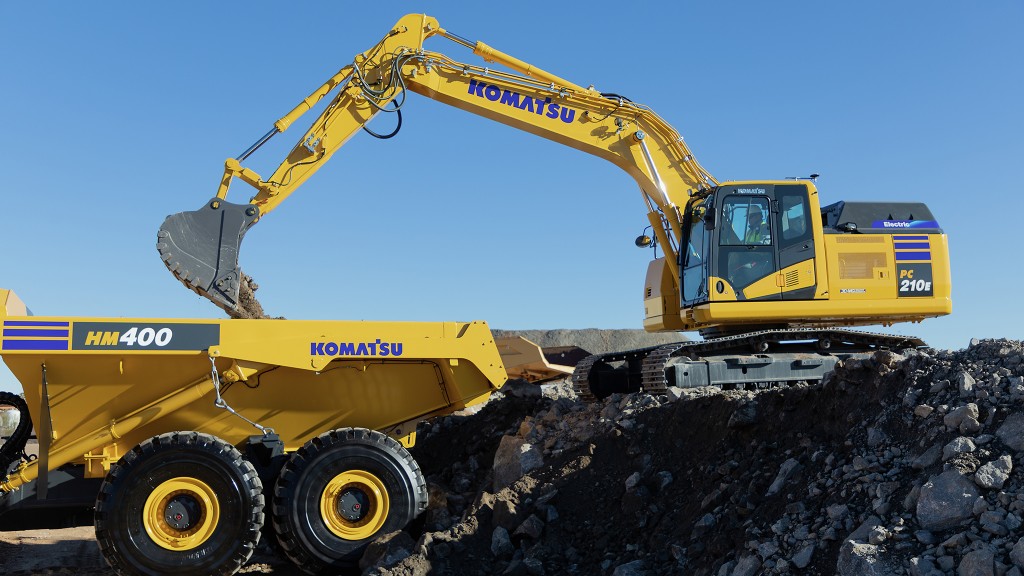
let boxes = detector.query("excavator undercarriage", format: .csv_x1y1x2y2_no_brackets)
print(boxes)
572,328,924,401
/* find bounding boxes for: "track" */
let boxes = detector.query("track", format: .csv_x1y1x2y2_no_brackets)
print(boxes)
572,328,924,400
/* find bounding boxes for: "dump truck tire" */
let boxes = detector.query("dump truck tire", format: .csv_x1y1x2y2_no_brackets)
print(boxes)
95,431,264,576
272,428,428,574
0,391,33,476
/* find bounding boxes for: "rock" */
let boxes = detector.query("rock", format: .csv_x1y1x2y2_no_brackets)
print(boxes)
957,547,994,576
359,530,416,572
827,503,851,521
504,559,528,576
973,497,989,516
958,371,976,398
981,519,1008,536
766,458,801,497
837,541,901,576
917,470,980,531
910,556,939,576
943,437,977,462
849,515,883,542
523,557,545,575
791,544,814,569
945,404,980,429
493,435,543,491
666,386,686,402
974,455,1013,490
915,404,936,418
513,514,544,540
913,445,943,470
727,401,759,428
868,427,888,447
491,526,514,558
941,532,969,549
1011,537,1024,568
611,560,646,576
757,540,779,560
915,530,936,545
997,413,1024,451
517,416,536,438
493,498,522,531
503,379,543,399
732,555,762,576
868,526,890,545
874,350,905,368
624,471,641,491
1007,512,1022,531
961,417,982,435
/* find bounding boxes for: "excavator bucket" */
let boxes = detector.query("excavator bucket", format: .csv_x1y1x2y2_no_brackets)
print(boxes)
156,198,260,313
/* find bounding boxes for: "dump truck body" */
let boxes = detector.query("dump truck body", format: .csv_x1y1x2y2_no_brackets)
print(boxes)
0,288,505,483
0,288,511,572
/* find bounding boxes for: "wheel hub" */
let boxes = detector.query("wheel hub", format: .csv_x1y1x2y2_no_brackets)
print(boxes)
319,470,390,540
338,488,370,522
164,494,202,531
143,477,220,551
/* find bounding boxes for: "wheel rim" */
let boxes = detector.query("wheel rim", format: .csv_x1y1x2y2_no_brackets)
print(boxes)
319,470,390,540
143,477,220,551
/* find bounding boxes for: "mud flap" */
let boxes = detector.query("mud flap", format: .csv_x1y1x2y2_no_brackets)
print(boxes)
157,198,259,312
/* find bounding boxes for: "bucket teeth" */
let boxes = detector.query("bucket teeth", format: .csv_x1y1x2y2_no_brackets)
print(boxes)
156,198,259,313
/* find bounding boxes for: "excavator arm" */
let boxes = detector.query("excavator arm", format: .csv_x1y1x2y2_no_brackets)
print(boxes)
157,14,716,315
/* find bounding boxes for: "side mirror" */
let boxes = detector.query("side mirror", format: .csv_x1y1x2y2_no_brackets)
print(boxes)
698,205,715,229
838,222,858,233
635,235,653,248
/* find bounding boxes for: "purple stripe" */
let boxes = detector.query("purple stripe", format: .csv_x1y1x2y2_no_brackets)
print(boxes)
3,329,69,338
3,320,70,327
2,339,70,351
894,251,931,261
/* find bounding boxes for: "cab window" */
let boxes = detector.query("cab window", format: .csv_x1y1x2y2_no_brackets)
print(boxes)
776,186,812,248
681,198,710,303
721,196,772,246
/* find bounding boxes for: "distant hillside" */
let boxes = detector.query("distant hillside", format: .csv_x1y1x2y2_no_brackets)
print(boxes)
491,328,686,356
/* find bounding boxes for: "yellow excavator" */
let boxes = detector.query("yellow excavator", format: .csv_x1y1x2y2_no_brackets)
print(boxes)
158,14,951,400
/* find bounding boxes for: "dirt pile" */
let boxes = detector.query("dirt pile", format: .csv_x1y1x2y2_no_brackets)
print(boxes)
229,274,273,319
3,338,1022,576
363,339,1024,576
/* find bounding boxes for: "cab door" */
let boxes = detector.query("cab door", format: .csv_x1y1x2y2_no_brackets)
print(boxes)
716,193,780,300
774,184,817,300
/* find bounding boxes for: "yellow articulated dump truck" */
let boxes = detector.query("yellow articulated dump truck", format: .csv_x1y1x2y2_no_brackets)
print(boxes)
0,287,515,575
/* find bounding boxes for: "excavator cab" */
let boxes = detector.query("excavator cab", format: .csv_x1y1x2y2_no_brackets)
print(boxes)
156,198,260,313
666,180,951,337
678,182,821,315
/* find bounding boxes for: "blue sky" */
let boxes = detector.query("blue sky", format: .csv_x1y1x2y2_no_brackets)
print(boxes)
1,2,1021,393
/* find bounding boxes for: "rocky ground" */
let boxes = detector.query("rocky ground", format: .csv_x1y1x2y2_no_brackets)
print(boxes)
2,337,1023,576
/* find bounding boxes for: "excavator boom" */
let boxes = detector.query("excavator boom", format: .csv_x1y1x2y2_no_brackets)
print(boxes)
156,14,715,315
